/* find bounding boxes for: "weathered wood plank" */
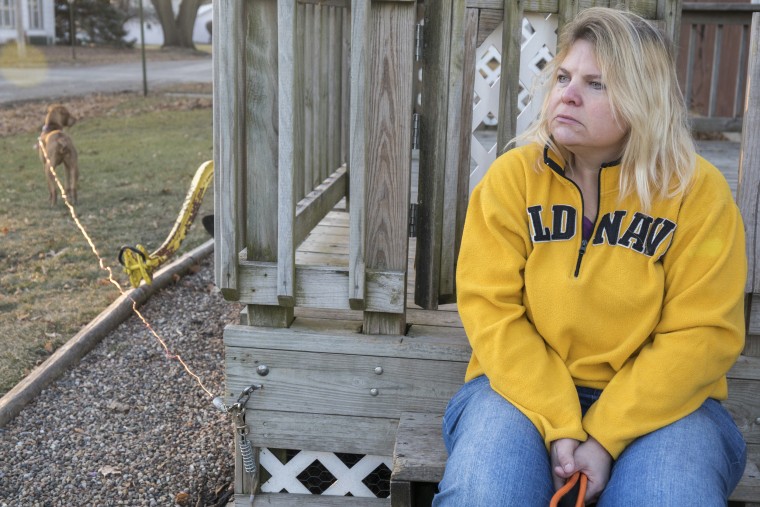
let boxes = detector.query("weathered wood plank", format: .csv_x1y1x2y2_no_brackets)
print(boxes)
236,262,406,313
319,5,330,183
392,412,446,483
245,411,398,455
294,166,347,247
439,0,469,304
389,482,412,507
290,307,463,329
477,9,501,47
722,357,760,450
467,0,558,11
735,23,750,118
341,8,350,169
681,3,760,26
415,0,455,310
224,324,472,362
225,347,467,419
497,0,524,149
749,301,760,342
328,7,342,176
656,0,682,44
442,4,477,305
738,13,760,294
708,24,723,118
364,1,415,334
689,116,744,133
348,0,370,310
246,0,293,326
277,0,300,307
214,0,245,299
247,0,279,263
304,4,315,193
298,0,349,6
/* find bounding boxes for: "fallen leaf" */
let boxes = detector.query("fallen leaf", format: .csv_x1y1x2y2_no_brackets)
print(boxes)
175,492,190,505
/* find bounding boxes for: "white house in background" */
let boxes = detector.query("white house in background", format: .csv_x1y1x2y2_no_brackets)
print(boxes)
0,0,56,45
123,2,212,46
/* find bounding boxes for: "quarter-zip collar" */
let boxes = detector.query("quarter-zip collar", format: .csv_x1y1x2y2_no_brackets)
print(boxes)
542,144,621,176
541,144,621,277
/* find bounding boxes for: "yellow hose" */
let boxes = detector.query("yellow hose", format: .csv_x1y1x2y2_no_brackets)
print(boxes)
119,160,214,288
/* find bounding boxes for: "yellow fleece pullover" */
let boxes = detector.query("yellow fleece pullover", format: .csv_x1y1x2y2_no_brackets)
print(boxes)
457,143,746,459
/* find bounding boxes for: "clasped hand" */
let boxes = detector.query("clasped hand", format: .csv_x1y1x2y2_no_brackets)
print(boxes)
551,437,612,503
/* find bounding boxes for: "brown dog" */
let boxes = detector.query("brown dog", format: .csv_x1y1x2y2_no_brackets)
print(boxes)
37,104,79,205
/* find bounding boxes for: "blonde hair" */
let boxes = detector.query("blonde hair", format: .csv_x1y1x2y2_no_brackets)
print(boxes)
515,7,695,210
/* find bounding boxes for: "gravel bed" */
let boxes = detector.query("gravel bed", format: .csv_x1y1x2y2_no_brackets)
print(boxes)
0,255,243,507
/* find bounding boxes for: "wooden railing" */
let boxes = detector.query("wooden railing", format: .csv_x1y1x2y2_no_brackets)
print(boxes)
214,1,352,302
680,2,760,132
213,0,415,334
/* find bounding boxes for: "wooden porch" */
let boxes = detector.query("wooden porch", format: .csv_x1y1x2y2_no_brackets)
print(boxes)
212,0,760,504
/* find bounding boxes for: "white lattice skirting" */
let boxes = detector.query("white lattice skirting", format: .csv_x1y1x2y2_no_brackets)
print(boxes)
470,13,558,192
260,449,392,498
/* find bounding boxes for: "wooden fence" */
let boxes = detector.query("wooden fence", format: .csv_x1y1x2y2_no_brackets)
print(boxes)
679,2,760,132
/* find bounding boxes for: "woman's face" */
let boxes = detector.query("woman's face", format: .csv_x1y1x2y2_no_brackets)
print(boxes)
547,39,629,164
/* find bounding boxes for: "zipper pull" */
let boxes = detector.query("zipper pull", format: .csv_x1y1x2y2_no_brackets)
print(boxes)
574,239,588,277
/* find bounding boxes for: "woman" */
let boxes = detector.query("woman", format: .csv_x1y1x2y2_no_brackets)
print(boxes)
434,7,747,506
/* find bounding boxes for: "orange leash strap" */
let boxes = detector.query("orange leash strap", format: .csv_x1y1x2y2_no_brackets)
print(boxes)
549,471,587,507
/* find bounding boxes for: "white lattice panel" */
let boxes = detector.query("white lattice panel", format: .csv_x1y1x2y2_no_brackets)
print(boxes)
470,13,558,192
260,449,392,498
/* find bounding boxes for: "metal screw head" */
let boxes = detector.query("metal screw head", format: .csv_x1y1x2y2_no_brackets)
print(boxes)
374,366,383,375
369,388,379,397
256,364,269,376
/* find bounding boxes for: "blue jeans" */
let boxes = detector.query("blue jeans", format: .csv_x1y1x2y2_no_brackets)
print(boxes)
432,375,746,506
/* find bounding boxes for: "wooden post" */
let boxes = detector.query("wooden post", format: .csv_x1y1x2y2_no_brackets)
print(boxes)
246,0,293,327
363,0,415,335
496,0,524,151
440,0,470,304
304,4,315,197
657,0,682,48
415,0,455,310
738,13,760,295
213,0,246,301
277,0,303,308
348,0,369,311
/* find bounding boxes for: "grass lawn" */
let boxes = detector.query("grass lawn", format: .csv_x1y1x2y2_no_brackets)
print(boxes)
0,92,214,396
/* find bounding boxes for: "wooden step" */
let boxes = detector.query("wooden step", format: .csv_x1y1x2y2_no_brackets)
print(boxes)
389,410,760,505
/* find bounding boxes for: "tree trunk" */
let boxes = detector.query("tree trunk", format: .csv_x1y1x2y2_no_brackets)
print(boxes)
177,0,203,48
150,0,203,49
